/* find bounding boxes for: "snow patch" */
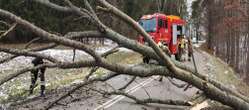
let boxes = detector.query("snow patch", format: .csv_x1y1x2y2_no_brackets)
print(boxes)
193,40,206,48
0,46,133,71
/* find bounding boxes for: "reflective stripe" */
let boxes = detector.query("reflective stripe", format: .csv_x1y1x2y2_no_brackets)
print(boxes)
180,39,185,48
40,81,46,85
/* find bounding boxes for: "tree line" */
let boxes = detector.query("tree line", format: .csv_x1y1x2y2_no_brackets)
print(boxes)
192,0,249,83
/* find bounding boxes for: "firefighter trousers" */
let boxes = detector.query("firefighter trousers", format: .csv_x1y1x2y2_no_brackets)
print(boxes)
30,67,46,95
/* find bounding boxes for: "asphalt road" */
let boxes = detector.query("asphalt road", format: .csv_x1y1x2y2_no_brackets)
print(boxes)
51,74,198,110
56,51,206,110
99,75,197,110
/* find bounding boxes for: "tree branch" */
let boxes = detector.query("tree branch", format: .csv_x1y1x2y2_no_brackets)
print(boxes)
0,43,57,64
24,37,41,49
0,23,17,39
119,76,136,90
33,0,73,13
0,47,60,63
92,89,192,106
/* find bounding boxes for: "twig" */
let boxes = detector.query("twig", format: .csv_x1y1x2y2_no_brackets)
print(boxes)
24,37,41,49
85,46,119,80
93,89,192,106
72,48,76,62
118,76,136,90
167,77,187,88
134,79,151,99
0,23,17,39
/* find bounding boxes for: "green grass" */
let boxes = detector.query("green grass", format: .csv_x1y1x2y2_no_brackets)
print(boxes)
106,52,141,64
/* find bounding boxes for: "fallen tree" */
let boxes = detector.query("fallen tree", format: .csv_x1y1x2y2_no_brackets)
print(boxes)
0,0,249,110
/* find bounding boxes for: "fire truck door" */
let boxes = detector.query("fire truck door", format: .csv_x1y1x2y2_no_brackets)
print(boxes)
158,18,167,42
172,24,178,45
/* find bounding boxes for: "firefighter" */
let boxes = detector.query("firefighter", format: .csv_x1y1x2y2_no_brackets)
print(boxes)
177,36,186,61
29,57,46,97
180,37,185,49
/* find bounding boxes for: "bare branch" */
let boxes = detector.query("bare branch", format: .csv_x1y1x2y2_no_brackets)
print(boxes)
111,92,191,106
0,43,57,64
33,0,73,13
0,23,17,39
85,46,119,80
93,89,192,106
24,37,41,49
63,0,93,20
167,78,187,88
64,31,103,39
119,76,136,90
0,47,60,63
0,58,97,87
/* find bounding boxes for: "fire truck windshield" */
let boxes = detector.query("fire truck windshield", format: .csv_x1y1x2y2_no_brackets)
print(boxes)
139,18,157,32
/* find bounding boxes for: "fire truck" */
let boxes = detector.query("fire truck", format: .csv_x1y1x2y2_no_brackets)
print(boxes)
138,13,186,61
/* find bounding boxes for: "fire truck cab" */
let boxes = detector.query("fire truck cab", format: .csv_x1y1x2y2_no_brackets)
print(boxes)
138,13,186,60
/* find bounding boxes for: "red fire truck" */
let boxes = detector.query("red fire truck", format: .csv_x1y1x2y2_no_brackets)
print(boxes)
138,13,186,61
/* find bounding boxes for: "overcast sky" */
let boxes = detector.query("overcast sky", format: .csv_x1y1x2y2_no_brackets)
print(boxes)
187,0,195,15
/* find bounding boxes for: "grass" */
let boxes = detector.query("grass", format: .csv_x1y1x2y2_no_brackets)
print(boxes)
212,57,249,96
199,43,249,96
106,51,141,64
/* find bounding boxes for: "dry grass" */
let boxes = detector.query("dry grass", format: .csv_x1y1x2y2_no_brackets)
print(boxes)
198,42,249,96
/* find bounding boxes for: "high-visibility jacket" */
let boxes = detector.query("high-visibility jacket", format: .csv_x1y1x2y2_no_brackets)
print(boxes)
180,39,185,48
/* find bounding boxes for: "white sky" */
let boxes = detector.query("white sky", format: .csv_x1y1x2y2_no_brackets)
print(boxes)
187,0,196,16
